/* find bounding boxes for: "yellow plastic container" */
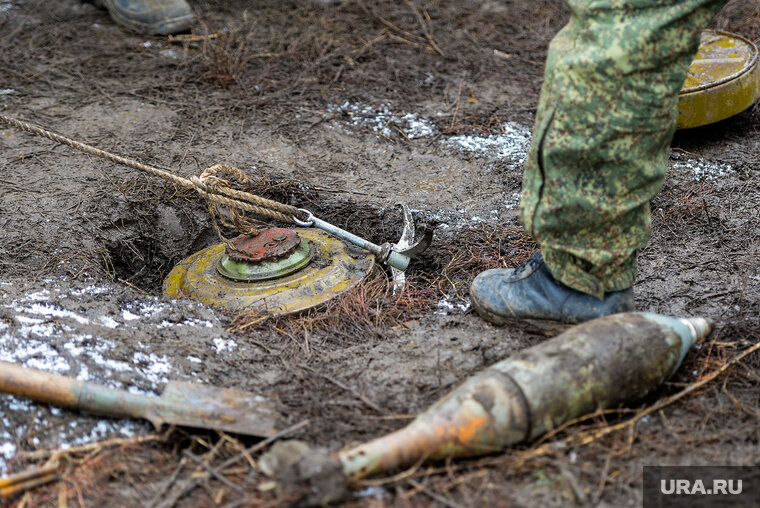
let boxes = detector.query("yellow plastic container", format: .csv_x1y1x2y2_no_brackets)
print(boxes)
677,30,760,129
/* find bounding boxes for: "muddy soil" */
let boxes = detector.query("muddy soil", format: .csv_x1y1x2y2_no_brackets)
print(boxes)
1,0,759,506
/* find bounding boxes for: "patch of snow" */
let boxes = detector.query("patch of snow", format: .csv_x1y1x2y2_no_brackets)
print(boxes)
327,101,438,139
0,336,70,373
62,335,93,357
0,442,16,468
0,279,184,474
21,303,90,325
212,337,237,353
57,419,143,451
14,315,43,326
121,300,165,321
22,289,49,301
672,158,734,181
75,363,90,381
505,192,521,210
158,318,213,329
415,207,506,231
98,315,119,328
122,309,140,320
7,396,32,412
445,122,532,168
87,350,132,373
70,285,109,297
435,295,471,315
132,351,171,385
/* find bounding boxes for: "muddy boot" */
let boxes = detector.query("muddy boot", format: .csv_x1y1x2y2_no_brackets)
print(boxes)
97,0,194,35
470,252,633,331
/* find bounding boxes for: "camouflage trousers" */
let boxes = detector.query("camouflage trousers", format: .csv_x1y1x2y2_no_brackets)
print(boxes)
519,0,727,299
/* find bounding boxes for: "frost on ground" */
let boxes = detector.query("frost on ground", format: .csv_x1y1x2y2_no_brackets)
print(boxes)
0,0,16,14
327,101,437,139
0,279,237,476
445,122,532,169
414,207,512,233
672,158,734,181
435,295,471,316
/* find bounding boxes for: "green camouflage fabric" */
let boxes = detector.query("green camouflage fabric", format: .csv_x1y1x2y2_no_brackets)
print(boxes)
519,0,727,300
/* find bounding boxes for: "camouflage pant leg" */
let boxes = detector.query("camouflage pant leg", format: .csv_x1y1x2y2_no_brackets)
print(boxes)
519,0,727,299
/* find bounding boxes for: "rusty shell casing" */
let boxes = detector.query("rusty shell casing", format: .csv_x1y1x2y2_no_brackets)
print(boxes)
339,371,530,481
491,312,705,439
340,312,711,481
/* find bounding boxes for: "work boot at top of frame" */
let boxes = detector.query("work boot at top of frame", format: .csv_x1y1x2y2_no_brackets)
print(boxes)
96,0,194,35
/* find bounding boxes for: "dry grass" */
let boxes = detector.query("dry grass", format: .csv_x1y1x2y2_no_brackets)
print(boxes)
653,181,715,224
229,219,537,339
193,20,261,89
435,222,538,296
231,271,436,344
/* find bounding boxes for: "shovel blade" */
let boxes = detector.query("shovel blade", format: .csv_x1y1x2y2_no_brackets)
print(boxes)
160,381,283,437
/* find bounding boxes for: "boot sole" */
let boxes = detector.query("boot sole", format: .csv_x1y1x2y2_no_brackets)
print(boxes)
470,294,571,336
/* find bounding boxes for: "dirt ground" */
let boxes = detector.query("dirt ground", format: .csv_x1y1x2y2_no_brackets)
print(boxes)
1,0,759,506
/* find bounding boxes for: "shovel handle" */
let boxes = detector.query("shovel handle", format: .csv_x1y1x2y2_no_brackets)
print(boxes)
0,361,158,425
0,361,83,408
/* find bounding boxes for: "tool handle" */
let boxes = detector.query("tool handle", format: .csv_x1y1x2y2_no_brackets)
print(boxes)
0,361,158,426
0,361,83,408
294,209,384,255
293,208,412,269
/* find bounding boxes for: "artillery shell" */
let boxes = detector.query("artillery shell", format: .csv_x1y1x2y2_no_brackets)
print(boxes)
340,312,712,481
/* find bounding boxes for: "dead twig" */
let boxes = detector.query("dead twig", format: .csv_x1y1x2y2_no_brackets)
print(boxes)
0,466,59,502
167,32,222,43
300,364,384,413
183,451,245,495
20,434,165,461
152,420,310,508
450,75,465,130
404,0,444,55
407,479,463,508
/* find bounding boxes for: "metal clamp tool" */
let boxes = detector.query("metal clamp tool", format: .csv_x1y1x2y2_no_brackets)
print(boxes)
293,203,432,285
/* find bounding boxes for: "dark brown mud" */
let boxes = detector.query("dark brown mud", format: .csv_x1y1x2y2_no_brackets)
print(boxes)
1,0,759,506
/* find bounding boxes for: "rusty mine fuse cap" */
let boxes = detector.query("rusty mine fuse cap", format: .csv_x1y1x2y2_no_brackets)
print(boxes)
162,228,375,316
677,30,760,129
218,228,313,281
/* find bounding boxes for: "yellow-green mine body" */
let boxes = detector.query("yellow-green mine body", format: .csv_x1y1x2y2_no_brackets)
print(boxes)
163,229,375,315
677,30,760,129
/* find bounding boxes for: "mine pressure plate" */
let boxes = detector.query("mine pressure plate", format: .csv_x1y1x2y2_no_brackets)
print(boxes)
163,228,375,315
677,30,760,129
218,228,313,281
